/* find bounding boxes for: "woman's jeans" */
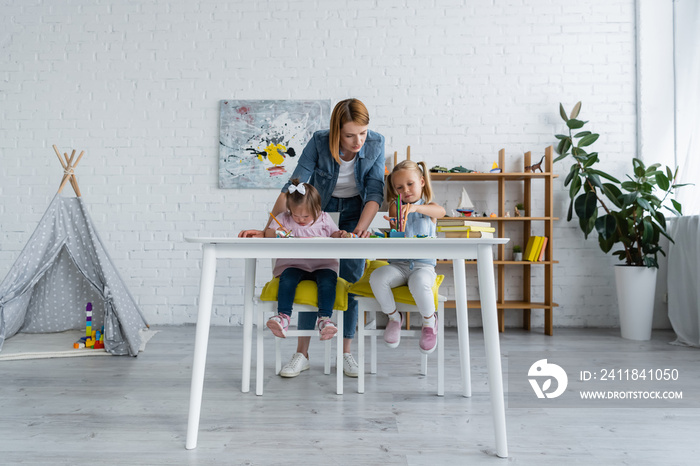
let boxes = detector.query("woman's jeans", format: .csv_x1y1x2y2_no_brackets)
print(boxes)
277,267,337,319
297,195,364,338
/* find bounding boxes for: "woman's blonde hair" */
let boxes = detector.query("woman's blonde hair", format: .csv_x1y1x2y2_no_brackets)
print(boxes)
386,160,434,204
286,178,322,223
329,98,370,164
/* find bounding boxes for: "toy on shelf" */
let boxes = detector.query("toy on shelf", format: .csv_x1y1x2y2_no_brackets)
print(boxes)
455,187,475,217
525,155,545,173
490,162,502,173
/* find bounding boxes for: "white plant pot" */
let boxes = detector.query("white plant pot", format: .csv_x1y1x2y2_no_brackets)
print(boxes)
513,252,522,261
614,265,658,341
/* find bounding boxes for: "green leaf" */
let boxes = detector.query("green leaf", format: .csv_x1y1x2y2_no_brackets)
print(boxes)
587,174,603,189
583,154,599,168
577,133,599,147
589,169,620,183
598,233,616,253
566,119,586,130
602,182,623,208
621,181,637,192
637,198,652,211
655,173,670,191
555,134,568,140
556,137,568,156
553,152,569,163
645,163,661,175
570,101,582,119
672,199,683,215
595,214,617,240
559,103,569,122
580,212,596,237
567,198,574,222
642,218,654,244
575,191,597,221
564,164,579,186
569,175,582,198
654,210,667,231
574,131,591,138
622,192,638,206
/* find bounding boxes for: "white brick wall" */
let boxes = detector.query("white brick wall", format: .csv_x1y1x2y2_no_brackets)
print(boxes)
1,0,653,330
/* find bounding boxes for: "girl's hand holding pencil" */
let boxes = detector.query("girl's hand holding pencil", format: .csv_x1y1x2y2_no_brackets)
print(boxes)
269,212,291,236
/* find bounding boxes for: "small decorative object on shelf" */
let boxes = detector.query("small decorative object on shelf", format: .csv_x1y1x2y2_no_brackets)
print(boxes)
490,162,502,173
513,245,523,261
525,155,545,173
515,203,525,217
455,187,475,217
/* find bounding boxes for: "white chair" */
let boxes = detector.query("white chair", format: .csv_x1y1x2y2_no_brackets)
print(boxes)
355,293,448,395
254,263,347,396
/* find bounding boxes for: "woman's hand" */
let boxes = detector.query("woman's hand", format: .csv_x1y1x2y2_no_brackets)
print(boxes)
330,230,346,238
352,227,372,238
238,229,264,238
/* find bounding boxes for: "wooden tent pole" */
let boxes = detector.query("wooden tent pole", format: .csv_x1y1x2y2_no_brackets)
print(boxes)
53,145,84,197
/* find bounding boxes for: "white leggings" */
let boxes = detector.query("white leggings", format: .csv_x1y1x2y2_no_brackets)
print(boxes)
368,261,437,318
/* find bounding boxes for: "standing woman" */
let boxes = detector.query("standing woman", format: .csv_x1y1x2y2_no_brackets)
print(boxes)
239,98,385,378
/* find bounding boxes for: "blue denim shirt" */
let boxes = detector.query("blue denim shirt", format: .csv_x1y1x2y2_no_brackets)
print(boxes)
282,129,386,210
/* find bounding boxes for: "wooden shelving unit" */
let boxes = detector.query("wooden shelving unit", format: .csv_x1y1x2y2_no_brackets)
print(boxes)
432,146,558,335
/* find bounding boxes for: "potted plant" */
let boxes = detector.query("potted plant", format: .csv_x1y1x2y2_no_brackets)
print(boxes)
554,101,687,340
514,203,525,217
512,245,523,261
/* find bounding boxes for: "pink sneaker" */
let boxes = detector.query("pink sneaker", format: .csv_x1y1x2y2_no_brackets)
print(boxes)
267,313,290,338
383,312,404,348
419,314,438,354
317,317,338,341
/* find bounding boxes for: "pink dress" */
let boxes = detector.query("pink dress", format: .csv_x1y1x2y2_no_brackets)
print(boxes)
271,211,340,277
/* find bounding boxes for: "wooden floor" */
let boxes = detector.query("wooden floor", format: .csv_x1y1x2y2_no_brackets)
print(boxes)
1,325,698,465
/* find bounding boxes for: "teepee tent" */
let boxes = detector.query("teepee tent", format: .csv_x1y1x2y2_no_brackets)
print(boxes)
0,146,148,356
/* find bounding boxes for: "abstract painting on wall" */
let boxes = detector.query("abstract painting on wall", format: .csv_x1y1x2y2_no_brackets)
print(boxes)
219,99,331,189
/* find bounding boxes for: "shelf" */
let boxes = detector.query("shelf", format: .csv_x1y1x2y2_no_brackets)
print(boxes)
431,172,559,181
430,146,557,335
444,300,559,310
436,260,559,265
441,216,558,221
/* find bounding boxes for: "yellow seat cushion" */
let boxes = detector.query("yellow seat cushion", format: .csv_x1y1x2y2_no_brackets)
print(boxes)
260,276,350,311
347,260,444,309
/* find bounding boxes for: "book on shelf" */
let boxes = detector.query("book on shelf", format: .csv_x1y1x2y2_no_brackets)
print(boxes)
537,236,548,261
437,218,492,228
436,225,496,233
444,231,494,238
524,236,539,261
524,235,548,262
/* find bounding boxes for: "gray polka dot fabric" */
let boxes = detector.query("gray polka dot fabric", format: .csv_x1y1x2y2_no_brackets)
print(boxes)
0,195,148,356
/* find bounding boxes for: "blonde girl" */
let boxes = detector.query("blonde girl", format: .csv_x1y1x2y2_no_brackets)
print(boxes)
370,161,446,353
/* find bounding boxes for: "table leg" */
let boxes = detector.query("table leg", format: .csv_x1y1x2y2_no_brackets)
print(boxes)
186,244,217,450
477,245,508,458
452,259,472,398
241,258,256,393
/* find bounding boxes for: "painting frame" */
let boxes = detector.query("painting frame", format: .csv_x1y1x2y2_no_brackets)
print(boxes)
218,99,331,189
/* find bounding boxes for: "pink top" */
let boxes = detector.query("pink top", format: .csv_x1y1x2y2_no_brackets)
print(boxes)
271,211,340,276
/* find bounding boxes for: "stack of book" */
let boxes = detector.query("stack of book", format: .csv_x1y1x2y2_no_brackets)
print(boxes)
436,218,496,238
524,235,548,261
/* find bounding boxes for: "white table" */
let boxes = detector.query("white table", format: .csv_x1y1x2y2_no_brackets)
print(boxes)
184,237,509,458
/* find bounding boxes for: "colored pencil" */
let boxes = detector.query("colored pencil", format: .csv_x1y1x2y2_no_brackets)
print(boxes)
269,212,289,234
397,194,402,231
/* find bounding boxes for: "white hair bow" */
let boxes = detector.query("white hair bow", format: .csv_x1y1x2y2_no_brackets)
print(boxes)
288,183,307,195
